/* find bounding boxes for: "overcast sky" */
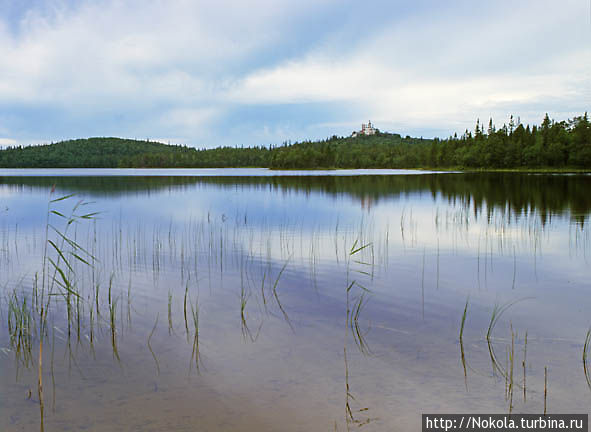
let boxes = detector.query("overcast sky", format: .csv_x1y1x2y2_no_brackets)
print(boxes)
0,0,589,148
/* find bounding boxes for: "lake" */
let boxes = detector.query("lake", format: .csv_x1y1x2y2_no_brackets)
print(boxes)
0,169,590,431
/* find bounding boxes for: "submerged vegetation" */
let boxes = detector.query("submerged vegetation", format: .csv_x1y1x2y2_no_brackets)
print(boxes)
0,113,589,169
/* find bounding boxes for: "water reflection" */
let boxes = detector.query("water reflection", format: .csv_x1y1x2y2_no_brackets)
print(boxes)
1,173,590,223
0,171,590,431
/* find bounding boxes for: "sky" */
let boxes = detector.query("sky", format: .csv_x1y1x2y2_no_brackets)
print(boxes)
0,0,589,148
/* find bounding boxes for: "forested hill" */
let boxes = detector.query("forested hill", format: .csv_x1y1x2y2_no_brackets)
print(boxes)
0,134,424,169
0,113,589,169
0,137,271,168
269,113,590,169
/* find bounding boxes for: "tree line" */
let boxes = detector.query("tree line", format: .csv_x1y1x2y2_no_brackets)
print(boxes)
0,113,588,169
268,113,590,169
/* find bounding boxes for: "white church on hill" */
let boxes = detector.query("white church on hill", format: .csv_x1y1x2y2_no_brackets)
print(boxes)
351,120,377,137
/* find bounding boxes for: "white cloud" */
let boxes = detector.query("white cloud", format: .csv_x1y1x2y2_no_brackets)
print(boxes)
0,0,588,144
224,0,590,136
160,107,219,130
0,0,338,108
225,58,379,104
0,138,18,147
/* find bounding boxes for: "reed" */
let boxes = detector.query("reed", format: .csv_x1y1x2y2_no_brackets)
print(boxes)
544,366,548,415
108,272,114,307
240,282,251,340
190,298,201,373
486,299,529,378
508,326,515,413
583,329,591,390
7,288,34,366
343,239,373,429
459,297,469,342
184,278,190,336
523,331,527,402
350,292,371,356
50,325,56,412
272,256,292,329
89,307,94,348
260,269,267,308
148,313,160,375
95,282,101,318
38,192,98,431
109,297,120,361
168,290,173,335
459,297,469,387
126,276,132,327
344,346,354,425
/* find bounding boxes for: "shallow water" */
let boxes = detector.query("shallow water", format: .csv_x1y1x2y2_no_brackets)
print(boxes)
0,169,590,431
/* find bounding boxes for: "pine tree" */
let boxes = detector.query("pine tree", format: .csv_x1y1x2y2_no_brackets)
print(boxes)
487,118,495,135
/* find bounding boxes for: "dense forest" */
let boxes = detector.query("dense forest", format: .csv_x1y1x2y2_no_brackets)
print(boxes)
0,113,589,169
269,113,590,169
0,137,270,168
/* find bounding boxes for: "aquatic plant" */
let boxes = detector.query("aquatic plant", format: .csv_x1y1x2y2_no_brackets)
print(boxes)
583,329,591,390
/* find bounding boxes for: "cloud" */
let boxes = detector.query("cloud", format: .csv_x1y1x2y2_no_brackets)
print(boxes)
0,138,18,147
224,0,590,137
0,0,588,146
0,0,339,107
225,58,378,104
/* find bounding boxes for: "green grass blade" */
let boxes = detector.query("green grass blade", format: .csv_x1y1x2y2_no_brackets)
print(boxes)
50,194,75,203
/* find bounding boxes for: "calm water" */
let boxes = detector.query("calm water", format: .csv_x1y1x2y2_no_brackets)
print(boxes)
0,169,590,431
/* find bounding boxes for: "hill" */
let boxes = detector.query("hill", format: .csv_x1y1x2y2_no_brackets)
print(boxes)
0,113,589,169
0,137,270,168
0,133,423,169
